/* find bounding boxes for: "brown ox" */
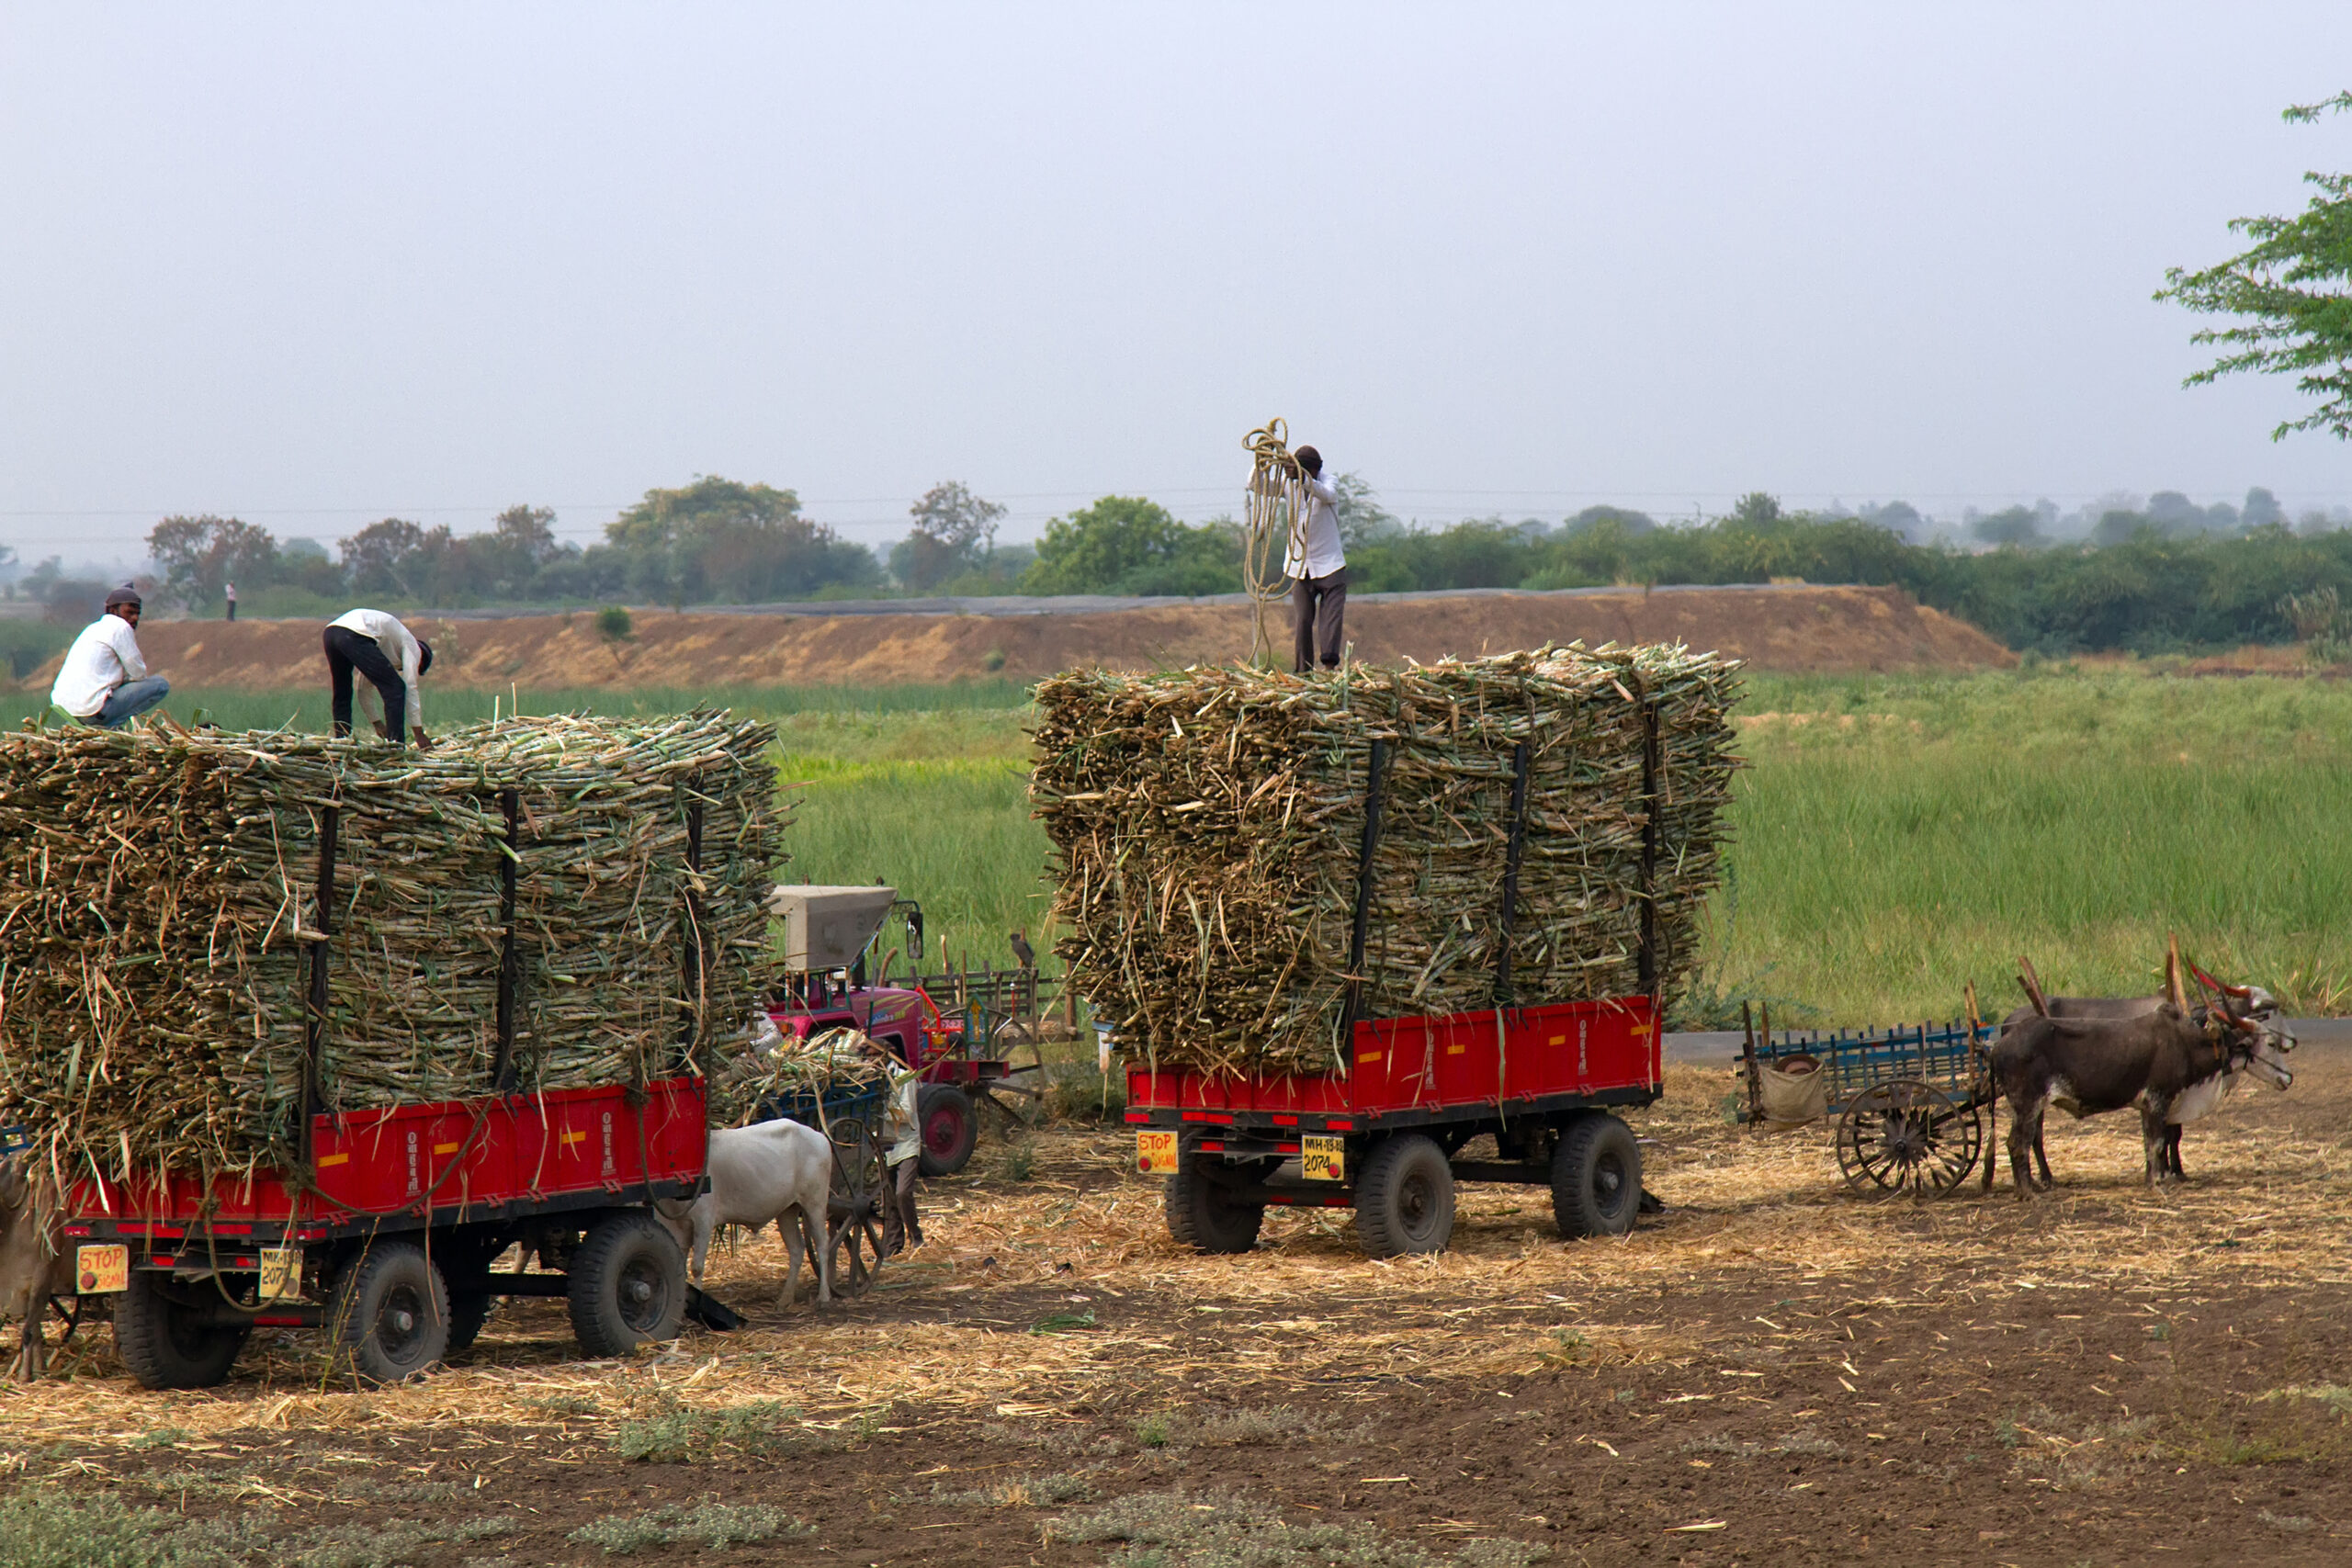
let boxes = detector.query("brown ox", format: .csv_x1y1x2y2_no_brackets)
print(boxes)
1986,946,2276,1198
0,1158,72,1381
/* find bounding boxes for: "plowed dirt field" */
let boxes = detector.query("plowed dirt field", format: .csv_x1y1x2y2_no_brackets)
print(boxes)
30,585,2012,693
10,1050,2349,1567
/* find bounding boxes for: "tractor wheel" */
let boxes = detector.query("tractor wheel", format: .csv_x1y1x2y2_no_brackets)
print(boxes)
917,1085,978,1178
1165,1159,1266,1254
567,1212,687,1357
1551,1113,1642,1239
115,1271,248,1391
1354,1134,1455,1258
333,1241,450,1386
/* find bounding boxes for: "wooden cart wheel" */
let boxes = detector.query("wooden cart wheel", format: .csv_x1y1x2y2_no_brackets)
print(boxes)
1836,1077,1982,1199
824,1115,888,1296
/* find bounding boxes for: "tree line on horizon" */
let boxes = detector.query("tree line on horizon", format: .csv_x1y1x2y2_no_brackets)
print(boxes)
9,476,2352,666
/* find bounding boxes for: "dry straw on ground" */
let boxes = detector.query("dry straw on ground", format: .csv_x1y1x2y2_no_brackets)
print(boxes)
1031,645,1741,1075
0,713,783,1182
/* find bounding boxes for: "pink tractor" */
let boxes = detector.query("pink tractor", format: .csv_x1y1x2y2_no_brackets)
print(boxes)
762,886,1023,1177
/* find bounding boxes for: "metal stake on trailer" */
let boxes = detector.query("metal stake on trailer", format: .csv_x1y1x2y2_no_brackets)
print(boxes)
1342,739,1392,1043
492,789,522,1094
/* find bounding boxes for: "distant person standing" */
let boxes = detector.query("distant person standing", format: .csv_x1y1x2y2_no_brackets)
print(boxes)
1286,445,1347,672
324,607,434,749
51,584,170,729
223,581,236,622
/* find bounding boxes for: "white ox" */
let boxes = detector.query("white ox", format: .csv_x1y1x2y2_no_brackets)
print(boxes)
657,1119,833,1307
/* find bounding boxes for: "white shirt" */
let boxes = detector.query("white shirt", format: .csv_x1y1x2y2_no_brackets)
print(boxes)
1285,471,1347,581
51,614,149,718
885,1073,922,1167
330,608,425,732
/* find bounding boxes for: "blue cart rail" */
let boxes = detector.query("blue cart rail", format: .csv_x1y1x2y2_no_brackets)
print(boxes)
757,1080,888,1134
1738,1017,1997,1124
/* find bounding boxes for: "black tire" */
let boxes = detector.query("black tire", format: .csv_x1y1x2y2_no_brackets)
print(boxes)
567,1212,687,1357
1165,1159,1266,1254
917,1084,979,1177
1354,1134,1455,1258
445,1292,493,1356
114,1272,248,1391
1552,1113,1643,1239
333,1240,450,1386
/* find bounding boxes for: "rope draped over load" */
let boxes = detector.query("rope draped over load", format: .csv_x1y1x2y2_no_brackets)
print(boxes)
1242,417,1309,668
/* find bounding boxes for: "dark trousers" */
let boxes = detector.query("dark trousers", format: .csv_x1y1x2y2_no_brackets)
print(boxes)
1292,570,1347,672
323,625,406,739
881,1158,922,1256
225,601,236,622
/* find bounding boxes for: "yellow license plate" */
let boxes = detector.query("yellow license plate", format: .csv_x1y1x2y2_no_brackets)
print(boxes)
1136,1130,1180,1175
1302,1134,1345,1182
75,1244,129,1294
258,1247,302,1302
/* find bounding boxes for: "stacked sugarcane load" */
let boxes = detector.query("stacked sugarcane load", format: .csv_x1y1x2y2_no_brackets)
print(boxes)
0,712,783,1182
708,1023,893,1128
1030,645,1740,1077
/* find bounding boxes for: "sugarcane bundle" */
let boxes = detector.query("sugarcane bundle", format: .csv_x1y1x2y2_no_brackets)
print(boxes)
0,712,784,1182
708,1023,892,1129
1030,644,1741,1077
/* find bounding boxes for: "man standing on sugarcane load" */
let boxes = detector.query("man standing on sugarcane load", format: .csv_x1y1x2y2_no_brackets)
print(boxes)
51,583,170,728
1287,445,1347,672
323,607,434,749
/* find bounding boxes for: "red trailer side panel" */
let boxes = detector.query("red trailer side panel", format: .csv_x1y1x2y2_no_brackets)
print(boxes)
1125,997,1658,1123
68,1077,707,1231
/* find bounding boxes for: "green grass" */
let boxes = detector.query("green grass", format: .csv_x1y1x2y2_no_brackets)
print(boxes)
1711,668,2352,1020
0,679,1034,734
9,666,2346,1022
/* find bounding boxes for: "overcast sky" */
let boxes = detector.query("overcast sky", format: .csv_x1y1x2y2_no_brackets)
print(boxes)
6,4,2352,564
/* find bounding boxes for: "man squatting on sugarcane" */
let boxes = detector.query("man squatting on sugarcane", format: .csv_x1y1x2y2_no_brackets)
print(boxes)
1287,445,1347,672
51,583,170,728
323,607,434,750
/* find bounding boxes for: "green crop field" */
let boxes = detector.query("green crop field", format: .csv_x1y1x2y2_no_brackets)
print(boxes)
9,668,2346,1022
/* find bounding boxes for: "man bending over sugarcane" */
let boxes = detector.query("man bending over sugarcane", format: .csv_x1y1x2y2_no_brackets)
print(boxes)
1287,445,1347,672
324,607,434,749
51,583,170,729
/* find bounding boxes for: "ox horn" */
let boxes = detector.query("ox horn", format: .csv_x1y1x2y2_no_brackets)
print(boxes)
2165,934,2188,1011
2016,954,2049,1017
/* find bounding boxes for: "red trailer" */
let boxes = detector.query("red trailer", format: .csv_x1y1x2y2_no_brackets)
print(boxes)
61,1076,718,1389
56,793,736,1390
1127,996,1661,1258
1124,733,1670,1258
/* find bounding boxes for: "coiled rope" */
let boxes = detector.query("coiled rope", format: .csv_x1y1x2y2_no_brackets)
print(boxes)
1242,418,1307,667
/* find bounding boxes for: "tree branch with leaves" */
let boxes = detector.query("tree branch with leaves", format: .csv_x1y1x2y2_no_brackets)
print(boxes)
2158,91,2352,441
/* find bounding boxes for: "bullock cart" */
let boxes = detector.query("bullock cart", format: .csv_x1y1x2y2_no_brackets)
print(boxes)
1129,997,1664,1258
753,1077,892,1295
1739,1007,2001,1197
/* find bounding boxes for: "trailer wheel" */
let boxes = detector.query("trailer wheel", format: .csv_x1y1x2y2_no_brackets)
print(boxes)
568,1212,687,1356
917,1085,978,1177
1165,1160,1265,1254
1355,1134,1455,1258
1552,1113,1642,1239
333,1241,451,1386
115,1272,248,1390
